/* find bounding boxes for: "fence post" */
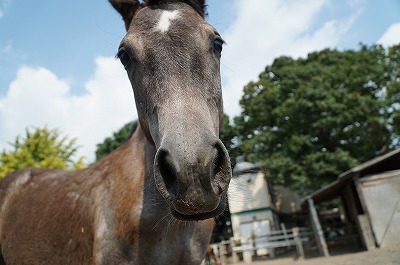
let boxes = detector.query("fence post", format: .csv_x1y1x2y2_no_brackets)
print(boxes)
292,227,305,259
221,241,229,264
251,231,257,260
281,223,289,244
230,237,240,263
308,197,330,257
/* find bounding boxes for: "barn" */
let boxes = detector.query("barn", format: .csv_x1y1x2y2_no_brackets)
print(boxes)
302,149,400,253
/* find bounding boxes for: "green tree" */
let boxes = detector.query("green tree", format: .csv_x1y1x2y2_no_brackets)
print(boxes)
220,114,241,168
233,44,400,194
95,122,136,162
0,127,85,178
385,44,400,142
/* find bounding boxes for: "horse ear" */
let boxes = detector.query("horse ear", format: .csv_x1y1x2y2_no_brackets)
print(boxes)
145,0,207,17
186,0,206,17
109,0,142,31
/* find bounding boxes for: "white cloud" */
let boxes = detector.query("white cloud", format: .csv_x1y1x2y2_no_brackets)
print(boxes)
1,41,12,54
0,0,12,18
220,0,359,118
0,57,137,163
0,0,366,162
377,22,400,48
347,0,366,8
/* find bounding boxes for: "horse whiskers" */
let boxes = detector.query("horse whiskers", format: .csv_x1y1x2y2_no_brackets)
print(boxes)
163,215,175,235
142,202,165,207
150,212,172,232
142,180,156,191
142,196,168,207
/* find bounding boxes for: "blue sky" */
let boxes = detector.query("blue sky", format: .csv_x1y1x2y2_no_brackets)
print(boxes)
0,0,234,95
1,0,400,162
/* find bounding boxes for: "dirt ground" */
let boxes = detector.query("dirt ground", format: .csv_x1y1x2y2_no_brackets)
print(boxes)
230,244,400,265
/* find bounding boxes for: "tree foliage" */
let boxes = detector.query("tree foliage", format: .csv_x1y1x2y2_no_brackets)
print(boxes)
220,114,241,168
232,44,400,194
95,122,136,162
0,127,85,178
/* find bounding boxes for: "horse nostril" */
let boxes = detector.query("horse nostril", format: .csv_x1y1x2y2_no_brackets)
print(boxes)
212,141,229,193
157,149,178,198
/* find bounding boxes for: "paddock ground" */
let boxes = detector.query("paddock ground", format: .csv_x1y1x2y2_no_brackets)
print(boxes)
231,244,400,265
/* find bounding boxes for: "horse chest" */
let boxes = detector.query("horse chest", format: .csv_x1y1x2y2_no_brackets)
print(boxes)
94,222,213,265
92,193,213,265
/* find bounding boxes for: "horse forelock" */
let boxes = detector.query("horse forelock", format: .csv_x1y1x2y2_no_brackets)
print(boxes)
144,0,207,17
110,0,206,31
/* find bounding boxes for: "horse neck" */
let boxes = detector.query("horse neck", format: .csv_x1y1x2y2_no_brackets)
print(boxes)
142,129,171,219
107,124,170,232
102,124,214,258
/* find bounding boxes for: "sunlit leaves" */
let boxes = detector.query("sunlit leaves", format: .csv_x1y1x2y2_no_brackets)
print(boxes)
95,122,134,162
0,127,85,178
232,44,400,194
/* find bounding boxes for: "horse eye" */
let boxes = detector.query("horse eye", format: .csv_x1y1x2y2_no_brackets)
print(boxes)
117,47,131,68
214,39,224,53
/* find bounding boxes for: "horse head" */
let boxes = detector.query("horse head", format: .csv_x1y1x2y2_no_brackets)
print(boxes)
110,0,232,221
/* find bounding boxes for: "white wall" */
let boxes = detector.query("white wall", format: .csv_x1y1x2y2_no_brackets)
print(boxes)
228,171,272,214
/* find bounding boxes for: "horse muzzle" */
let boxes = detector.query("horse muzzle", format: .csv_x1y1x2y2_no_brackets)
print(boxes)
154,137,232,221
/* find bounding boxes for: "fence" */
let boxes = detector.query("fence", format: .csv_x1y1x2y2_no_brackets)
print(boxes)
210,227,313,263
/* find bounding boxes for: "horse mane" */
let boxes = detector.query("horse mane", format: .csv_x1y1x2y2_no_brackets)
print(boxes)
128,120,139,139
145,0,206,17
110,0,206,31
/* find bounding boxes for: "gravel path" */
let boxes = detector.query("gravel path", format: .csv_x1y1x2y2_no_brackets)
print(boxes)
231,244,400,265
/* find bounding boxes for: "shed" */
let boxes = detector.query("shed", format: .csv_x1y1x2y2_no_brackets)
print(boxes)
302,149,400,251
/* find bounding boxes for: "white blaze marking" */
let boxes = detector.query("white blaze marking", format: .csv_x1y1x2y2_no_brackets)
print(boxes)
97,216,108,238
156,10,180,33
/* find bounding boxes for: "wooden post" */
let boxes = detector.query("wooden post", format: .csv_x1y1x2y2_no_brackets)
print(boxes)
308,197,330,257
243,236,253,264
281,223,290,244
354,176,379,247
230,237,240,263
251,230,257,259
357,214,376,250
292,227,305,259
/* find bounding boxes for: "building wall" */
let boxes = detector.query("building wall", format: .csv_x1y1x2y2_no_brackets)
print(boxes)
273,185,302,213
228,169,278,240
228,172,272,214
230,210,276,239
360,170,400,247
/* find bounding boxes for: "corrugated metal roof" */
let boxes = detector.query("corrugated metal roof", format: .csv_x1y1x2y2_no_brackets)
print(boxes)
337,149,400,179
302,149,400,207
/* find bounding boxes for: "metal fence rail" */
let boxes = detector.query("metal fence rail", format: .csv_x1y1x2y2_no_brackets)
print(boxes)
210,227,312,263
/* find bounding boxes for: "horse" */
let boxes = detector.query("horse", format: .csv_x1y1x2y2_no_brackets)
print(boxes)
0,0,232,264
